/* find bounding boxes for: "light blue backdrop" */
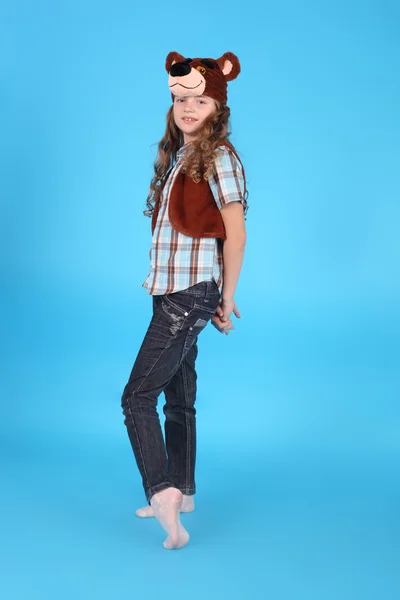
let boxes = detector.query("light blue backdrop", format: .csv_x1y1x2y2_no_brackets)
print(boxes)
1,1,399,598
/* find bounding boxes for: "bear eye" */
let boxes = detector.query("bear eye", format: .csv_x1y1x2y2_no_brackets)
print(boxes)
196,66,206,75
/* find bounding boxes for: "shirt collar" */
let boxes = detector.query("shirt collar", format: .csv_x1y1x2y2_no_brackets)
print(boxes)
176,141,192,159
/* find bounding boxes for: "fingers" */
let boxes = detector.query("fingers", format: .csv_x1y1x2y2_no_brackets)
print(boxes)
211,316,234,335
221,321,233,330
219,322,235,334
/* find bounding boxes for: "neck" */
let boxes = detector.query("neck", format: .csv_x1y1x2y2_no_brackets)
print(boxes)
183,132,199,144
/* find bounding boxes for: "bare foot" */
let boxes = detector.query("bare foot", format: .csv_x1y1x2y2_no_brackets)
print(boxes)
150,487,190,550
136,494,195,518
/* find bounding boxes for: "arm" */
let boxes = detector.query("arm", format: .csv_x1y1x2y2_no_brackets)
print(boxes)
208,146,247,327
220,202,247,301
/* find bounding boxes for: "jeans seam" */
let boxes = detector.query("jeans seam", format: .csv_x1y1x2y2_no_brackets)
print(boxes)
194,302,219,314
125,401,150,494
163,294,194,316
182,359,191,493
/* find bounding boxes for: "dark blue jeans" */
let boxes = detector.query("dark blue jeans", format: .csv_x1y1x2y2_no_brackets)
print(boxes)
121,279,220,504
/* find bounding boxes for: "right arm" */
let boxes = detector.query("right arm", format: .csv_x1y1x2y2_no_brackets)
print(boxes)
220,201,247,303
209,147,247,328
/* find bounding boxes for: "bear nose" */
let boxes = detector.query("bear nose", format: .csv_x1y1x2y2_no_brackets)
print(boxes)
170,62,191,77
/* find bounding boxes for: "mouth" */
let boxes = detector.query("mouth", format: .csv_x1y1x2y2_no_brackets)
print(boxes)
182,117,198,123
170,81,202,90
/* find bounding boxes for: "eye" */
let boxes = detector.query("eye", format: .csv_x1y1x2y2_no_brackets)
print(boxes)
196,66,206,75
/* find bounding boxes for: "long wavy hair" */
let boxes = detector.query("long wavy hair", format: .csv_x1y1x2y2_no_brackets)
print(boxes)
143,101,249,218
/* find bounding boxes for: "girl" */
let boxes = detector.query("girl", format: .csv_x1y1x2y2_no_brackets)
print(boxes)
121,51,249,550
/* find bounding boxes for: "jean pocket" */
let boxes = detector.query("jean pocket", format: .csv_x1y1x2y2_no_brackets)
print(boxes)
162,293,193,316
183,317,209,353
194,294,220,315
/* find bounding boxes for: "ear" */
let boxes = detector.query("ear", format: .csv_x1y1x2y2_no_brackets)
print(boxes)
165,51,186,73
216,52,241,82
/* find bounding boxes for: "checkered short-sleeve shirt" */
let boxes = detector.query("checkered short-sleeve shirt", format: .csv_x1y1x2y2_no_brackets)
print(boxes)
142,143,245,296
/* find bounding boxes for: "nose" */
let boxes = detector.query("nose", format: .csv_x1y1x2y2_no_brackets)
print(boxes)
170,62,191,77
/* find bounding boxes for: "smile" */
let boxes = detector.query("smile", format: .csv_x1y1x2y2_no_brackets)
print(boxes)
170,81,202,90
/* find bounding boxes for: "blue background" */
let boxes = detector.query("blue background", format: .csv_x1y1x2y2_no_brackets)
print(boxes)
1,0,399,598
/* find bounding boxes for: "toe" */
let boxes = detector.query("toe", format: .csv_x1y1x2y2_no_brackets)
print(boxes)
136,506,154,518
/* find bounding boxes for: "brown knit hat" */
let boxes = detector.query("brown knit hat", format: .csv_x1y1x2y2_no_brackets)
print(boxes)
165,51,241,105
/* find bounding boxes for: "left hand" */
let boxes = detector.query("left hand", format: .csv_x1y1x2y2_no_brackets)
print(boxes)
211,312,235,335
219,298,241,323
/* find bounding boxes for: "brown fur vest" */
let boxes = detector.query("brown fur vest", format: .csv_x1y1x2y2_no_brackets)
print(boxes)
151,139,246,240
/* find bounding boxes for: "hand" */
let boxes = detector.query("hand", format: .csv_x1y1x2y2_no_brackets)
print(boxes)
220,297,241,323
211,311,235,335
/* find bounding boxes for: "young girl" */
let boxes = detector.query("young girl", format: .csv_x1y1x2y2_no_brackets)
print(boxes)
121,51,249,550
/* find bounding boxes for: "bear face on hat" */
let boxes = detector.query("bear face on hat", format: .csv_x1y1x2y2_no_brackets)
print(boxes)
165,51,241,105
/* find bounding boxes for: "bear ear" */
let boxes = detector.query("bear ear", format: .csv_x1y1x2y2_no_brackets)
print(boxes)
165,51,186,73
216,52,241,82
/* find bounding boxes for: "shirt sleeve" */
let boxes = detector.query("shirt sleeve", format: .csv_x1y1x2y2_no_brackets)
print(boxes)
208,146,246,210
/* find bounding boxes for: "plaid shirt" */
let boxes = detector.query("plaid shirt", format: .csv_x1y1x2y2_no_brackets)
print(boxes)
142,143,245,296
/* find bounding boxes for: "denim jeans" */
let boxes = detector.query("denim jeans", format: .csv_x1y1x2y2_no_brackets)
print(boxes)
121,279,221,504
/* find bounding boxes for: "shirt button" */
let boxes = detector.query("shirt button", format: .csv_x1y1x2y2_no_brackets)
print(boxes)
189,327,193,331
184,312,188,316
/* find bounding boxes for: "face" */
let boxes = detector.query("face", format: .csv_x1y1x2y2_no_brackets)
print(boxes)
173,94,217,144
